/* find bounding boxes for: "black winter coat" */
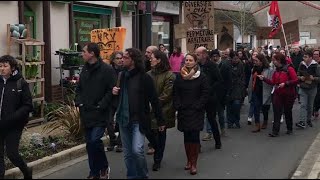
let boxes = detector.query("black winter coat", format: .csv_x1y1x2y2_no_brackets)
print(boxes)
173,73,209,132
0,73,33,134
75,59,116,128
217,60,232,105
199,59,223,105
116,69,165,134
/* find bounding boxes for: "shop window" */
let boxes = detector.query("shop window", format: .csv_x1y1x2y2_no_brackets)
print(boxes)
152,16,170,50
73,5,112,51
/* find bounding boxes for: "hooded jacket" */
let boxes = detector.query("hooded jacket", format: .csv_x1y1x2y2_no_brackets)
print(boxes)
0,71,33,133
297,60,320,89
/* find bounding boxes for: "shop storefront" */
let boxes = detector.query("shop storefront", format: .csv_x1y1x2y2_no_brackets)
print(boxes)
152,1,179,54
72,2,117,50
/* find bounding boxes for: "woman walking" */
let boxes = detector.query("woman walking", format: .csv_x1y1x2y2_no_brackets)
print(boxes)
258,53,298,137
173,53,209,175
169,46,184,75
0,55,33,179
146,50,175,171
247,54,274,132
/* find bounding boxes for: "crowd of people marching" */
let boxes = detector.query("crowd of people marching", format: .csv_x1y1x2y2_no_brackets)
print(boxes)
1,42,320,179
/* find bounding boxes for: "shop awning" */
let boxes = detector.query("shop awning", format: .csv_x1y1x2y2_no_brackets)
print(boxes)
73,4,112,15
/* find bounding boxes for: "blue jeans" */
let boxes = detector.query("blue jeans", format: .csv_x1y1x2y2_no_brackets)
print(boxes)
248,102,254,118
227,100,241,127
204,113,212,134
251,93,262,123
85,127,109,177
119,122,148,179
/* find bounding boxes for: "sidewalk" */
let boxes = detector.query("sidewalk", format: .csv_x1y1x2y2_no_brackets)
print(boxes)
291,127,320,179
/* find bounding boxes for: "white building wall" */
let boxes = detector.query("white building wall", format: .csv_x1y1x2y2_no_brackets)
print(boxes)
121,12,132,49
0,1,19,56
50,2,70,85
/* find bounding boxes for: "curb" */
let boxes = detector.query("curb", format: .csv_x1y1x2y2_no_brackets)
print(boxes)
5,137,108,179
291,131,320,179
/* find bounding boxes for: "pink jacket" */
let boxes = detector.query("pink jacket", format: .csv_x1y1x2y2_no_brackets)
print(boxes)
169,54,184,73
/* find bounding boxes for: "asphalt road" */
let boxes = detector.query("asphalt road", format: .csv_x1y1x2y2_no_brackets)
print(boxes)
41,100,320,179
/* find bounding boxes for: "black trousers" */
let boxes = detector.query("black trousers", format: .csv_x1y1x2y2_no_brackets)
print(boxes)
105,107,121,146
261,105,271,122
183,131,200,144
206,104,222,145
0,130,29,179
145,129,167,163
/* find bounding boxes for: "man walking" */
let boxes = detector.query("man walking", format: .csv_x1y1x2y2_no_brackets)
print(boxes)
112,48,165,179
210,49,232,136
195,47,223,149
75,43,116,179
296,50,320,128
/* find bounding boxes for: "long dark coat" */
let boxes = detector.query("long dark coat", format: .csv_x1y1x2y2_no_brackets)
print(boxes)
173,73,209,132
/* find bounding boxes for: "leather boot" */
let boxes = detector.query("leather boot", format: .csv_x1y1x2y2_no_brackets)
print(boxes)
261,122,267,129
190,144,200,175
252,123,260,133
184,143,191,170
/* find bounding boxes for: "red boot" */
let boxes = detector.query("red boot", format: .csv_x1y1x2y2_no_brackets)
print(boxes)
189,144,200,175
184,143,191,170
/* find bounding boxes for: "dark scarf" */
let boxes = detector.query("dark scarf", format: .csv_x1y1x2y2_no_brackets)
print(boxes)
252,66,263,91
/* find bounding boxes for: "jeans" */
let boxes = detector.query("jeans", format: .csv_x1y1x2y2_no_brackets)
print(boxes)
248,102,254,118
227,100,242,127
252,93,262,124
204,114,212,134
300,88,317,123
261,105,271,122
85,127,109,177
119,122,148,179
0,130,29,179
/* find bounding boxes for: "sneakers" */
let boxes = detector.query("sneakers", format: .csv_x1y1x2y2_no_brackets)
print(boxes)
280,115,284,124
286,130,293,135
296,121,306,129
147,147,155,155
307,121,313,127
100,167,110,179
202,133,213,141
247,117,252,125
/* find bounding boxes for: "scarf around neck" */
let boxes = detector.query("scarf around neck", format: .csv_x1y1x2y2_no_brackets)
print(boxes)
180,65,200,80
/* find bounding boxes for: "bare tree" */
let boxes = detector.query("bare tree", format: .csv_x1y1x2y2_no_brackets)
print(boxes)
215,1,257,46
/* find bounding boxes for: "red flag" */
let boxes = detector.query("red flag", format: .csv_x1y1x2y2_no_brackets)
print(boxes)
268,1,282,38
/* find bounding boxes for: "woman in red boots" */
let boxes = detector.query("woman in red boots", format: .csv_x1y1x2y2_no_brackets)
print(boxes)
173,53,209,175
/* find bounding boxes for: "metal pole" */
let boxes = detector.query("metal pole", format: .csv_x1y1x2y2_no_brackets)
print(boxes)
146,1,152,47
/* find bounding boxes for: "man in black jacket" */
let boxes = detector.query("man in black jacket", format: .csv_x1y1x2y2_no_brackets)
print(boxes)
210,49,232,136
112,48,165,179
0,55,33,179
75,43,116,179
195,47,223,149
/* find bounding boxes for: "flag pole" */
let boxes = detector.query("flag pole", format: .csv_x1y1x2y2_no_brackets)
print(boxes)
281,24,290,57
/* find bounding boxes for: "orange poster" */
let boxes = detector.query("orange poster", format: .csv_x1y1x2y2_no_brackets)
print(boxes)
91,27,127,64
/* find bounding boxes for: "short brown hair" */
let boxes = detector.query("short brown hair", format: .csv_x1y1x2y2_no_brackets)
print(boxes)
273,52,287,65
